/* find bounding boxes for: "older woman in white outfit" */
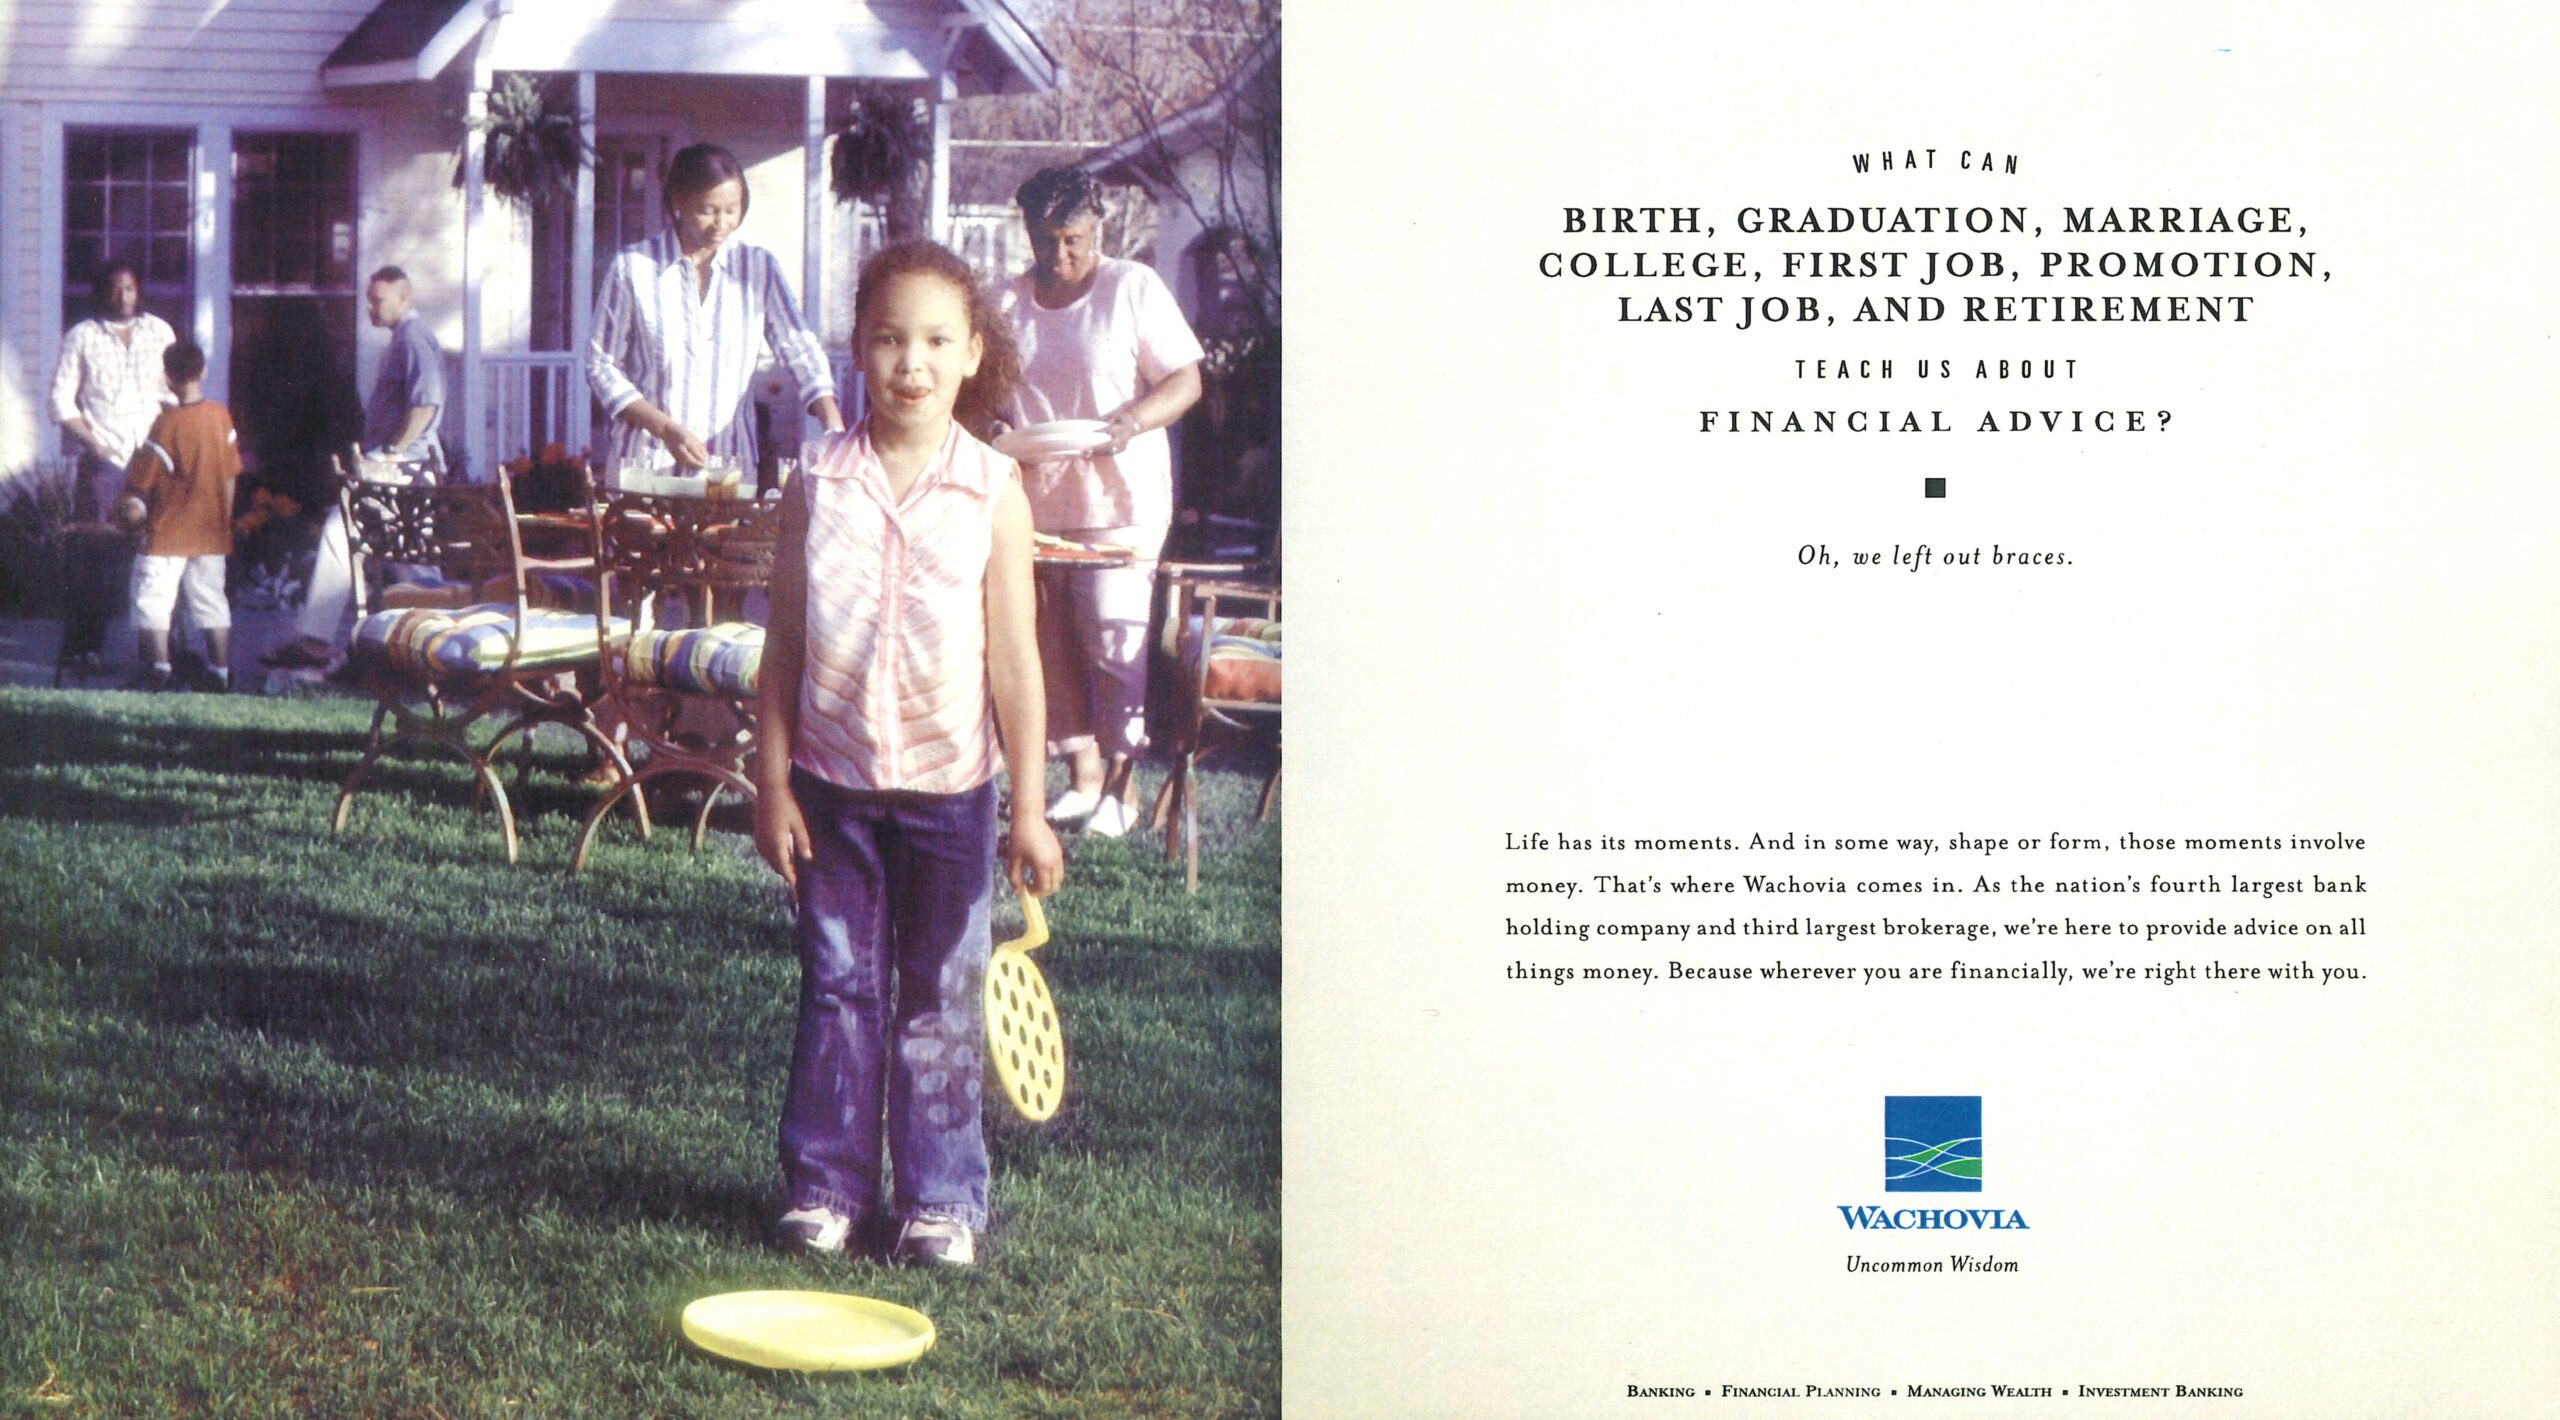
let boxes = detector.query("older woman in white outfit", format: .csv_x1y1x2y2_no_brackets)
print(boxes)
998,168,1204,837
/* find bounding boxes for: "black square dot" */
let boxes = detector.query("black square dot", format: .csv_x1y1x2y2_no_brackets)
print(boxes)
1924,477,1946,499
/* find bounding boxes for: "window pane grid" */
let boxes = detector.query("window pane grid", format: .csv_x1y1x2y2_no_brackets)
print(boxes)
233,133,355,295
63,127,193,331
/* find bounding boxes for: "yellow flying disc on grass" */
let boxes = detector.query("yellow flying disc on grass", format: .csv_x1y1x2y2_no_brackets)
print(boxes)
680,1291,934,1371
987,892,1067,1122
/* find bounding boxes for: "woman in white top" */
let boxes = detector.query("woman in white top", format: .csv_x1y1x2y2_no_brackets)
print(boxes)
588,143,844,477
998,167,1205,837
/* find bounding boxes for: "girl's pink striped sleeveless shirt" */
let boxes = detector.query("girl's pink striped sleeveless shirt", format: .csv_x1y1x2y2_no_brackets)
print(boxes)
790,421,1006,794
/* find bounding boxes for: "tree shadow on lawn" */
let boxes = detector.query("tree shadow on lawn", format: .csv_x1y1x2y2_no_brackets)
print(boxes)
111,912,756,1093
38,909,1269,1251
0,772,217,829
1,694,1280,1254
11,896,791,1245
0,693,619,847
0,695,356,778
25,1054,782,1248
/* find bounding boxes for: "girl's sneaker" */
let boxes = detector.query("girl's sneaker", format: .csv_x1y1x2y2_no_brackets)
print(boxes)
893,1213,977,1267
779,1205,852,1254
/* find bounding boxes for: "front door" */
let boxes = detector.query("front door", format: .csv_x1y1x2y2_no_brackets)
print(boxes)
531,132,669,345
229,132,360,511
595,134,667,260
539,134,668,450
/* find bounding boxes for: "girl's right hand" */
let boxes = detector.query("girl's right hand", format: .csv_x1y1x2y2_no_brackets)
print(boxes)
1002,816,1066,898
754,790,816,887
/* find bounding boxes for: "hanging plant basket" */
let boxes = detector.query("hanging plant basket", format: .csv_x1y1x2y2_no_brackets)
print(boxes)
831,84,930,207
455,73,592,208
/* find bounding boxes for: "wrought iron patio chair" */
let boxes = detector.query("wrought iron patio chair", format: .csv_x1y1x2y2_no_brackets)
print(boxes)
567,489,783,873
328,467,643,863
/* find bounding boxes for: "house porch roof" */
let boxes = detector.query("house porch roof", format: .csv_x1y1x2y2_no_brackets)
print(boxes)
323,0,1059,95
1079,29,1275,187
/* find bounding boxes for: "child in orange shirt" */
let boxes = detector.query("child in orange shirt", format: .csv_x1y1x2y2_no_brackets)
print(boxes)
119,341,241,692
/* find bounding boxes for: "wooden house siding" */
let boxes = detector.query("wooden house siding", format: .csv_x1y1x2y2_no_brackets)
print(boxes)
1,0,380,106
0,0,1055,475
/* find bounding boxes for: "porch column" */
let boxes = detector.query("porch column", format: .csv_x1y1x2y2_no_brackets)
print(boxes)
1,105,23,470
803,74,828,444
194,121,233,405
572,70,596,454
35,113,62,467
461,84,488,481
925,87,952,247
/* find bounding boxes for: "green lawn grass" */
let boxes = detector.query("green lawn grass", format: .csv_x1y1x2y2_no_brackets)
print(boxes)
0,685,1278,1417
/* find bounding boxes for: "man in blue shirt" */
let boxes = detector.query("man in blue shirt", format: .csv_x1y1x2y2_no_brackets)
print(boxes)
261,266,447,672
361,266,445,465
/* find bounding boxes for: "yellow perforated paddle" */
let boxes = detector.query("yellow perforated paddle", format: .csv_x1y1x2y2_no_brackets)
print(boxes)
986,891,1067,1122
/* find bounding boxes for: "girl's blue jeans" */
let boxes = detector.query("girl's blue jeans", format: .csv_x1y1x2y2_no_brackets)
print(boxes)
779,768,993,1229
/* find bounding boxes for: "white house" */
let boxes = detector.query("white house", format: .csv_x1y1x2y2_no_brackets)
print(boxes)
1078,29,1275,331
1078,31,1278,543
0,0,1057,483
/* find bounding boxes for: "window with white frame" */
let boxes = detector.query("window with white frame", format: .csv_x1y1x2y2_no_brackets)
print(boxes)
62,128,193,330
231,133,356,295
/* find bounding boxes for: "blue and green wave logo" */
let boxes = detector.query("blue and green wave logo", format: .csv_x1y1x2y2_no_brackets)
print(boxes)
1885,1095,1982,1193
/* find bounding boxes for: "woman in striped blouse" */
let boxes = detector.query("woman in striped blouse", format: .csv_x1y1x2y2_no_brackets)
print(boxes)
587,143,844,477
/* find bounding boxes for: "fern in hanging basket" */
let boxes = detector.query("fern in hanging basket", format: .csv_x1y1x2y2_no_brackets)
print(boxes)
455,74,592,208
831,85,931,206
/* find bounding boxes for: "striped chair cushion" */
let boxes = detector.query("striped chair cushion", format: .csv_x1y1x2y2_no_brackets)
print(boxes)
354,603,624,677
1206,616,1279,653
622,623,764,698
1189,615,1281,703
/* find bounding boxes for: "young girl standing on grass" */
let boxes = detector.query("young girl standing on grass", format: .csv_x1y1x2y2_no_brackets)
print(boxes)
754,241,1065,1267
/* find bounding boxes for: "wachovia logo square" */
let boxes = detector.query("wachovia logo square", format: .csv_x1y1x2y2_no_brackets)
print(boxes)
1840,1095,2023,1231
1885,1095,1982,1192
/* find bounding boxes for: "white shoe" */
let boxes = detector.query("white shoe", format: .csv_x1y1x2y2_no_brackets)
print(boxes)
779,1205,852,1254
1045,788,1102,824
1084,795,1135,839
894,1212,977,1267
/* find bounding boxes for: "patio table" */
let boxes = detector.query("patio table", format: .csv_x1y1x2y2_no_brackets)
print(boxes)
1033,533,1137,570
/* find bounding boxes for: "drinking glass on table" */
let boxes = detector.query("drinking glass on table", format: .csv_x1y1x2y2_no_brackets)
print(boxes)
705,457,744,502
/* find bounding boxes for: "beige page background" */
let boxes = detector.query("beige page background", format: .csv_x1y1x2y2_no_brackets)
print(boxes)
1283,3,2560,1415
